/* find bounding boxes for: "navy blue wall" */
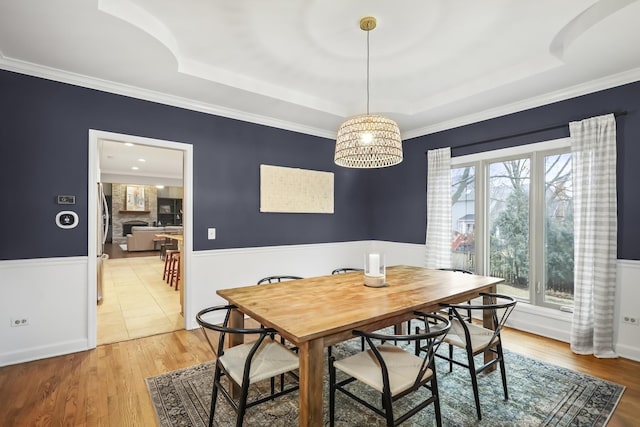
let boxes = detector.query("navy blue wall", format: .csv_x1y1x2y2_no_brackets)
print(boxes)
0,70,371,260
2,69,639,260
369,81,640,260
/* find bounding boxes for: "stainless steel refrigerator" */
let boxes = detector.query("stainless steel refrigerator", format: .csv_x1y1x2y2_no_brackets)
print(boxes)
97,182,109,302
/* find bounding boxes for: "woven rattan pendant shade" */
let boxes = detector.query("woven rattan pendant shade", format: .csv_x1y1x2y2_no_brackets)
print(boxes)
334,114,403,168
334,16,403,169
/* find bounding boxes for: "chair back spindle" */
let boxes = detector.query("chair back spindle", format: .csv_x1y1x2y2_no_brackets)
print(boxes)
196,305,299,427
330,312,451,427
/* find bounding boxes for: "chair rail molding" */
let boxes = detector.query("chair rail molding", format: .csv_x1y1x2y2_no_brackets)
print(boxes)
2,245,638,366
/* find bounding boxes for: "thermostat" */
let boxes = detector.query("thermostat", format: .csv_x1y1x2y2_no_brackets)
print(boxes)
56,211,79,229
57,195,76,205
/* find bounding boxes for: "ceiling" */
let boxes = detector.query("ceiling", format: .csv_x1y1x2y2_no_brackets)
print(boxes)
98,139,183,186
2,1,640,151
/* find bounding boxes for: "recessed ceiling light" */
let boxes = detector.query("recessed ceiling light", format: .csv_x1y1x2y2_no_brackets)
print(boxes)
156,185,165,189
131,166,139,170
124,143,134,147
138,158,146,162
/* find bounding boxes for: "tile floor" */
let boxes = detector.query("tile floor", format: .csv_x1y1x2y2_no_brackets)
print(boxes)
97,256,183,345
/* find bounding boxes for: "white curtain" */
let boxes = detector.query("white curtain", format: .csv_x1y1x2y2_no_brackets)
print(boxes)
425,147,452,269
570,113,618,358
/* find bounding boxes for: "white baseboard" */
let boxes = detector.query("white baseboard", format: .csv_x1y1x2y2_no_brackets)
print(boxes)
615,343,640,362
0,339,88,367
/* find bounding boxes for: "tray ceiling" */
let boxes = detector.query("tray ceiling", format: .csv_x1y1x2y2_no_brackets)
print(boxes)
1,0,640,140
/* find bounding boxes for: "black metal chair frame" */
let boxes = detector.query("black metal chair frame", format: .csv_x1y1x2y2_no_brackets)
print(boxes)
256,275,303,284
331,267,363,274
438,268,473,321
329,312,451,427
408,268,474,334
434,293,517,420
255,275,303,389
196,305,299,427
329,267,365,354
438,268,473,274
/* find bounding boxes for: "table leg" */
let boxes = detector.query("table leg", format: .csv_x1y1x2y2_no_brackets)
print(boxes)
228,309,244,398
298,338,324,427
483,287,497,371
393,322,407,335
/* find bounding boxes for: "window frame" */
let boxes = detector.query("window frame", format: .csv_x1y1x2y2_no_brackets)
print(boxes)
451,138,572,310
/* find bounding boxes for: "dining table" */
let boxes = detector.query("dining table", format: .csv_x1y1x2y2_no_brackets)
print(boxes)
217,264,505,427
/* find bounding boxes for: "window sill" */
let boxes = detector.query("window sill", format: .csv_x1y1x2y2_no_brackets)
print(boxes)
508,302,572,343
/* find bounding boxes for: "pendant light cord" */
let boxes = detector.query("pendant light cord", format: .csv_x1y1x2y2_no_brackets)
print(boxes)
366,28,370,115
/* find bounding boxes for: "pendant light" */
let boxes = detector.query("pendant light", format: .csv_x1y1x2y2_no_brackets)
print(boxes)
334,16,403,169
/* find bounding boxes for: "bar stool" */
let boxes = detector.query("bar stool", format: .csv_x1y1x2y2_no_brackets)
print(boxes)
160,238,178,260
163,249,179,282
168,251,180,291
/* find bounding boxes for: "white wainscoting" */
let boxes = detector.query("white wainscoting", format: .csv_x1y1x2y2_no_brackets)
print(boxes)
186,240,433,328
504,259,640,361
0,257,89,366
187,241,374,329
615,260,640,361
2,242,639,366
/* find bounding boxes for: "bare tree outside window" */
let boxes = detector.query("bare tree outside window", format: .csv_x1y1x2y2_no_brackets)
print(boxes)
489,159,531,300
544,153,574,305
450,151,574,308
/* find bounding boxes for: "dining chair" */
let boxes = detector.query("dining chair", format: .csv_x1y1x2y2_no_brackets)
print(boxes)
331,267,363,274
256,275,303,389
408,268,474,334
196,305,300,427
329,312,451,427
438,268,473,274
256,275,303,284
438,268,474,322
330,267,366,353
430,293,517,420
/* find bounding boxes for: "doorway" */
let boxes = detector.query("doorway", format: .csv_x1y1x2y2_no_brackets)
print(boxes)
88,130,193,349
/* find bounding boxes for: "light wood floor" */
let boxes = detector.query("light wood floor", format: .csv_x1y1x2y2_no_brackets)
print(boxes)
0,325,638,426
98,256,182,345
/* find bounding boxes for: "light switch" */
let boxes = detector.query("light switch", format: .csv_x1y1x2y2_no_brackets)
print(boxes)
208,228,216,240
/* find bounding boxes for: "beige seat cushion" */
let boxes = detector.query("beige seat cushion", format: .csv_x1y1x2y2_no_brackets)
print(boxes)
443,319,498,353
219,338,299,385
334,343,433,396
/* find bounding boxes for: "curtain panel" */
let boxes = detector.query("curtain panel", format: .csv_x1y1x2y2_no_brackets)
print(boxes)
425,147,452,269
569,113,617,358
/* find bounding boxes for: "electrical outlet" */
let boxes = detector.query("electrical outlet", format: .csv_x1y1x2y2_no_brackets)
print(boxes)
622,315,639,326
208,228,216,240
10,317,29,327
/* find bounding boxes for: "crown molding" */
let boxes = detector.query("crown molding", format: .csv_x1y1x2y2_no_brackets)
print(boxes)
2,52,639,143
403,67,640,140
0,54,336,140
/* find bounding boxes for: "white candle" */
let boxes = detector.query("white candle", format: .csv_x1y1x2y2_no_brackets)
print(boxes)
369,253,380,275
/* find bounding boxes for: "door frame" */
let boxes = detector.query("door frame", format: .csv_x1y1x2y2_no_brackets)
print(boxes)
87,129,193,348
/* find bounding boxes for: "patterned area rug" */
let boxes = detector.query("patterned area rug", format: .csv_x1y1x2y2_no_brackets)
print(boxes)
146,340,624,426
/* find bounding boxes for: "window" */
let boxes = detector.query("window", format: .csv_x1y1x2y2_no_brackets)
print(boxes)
450,140,574,309
451,166,475,272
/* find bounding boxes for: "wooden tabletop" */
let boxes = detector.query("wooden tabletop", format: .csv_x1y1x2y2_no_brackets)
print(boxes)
217,265,504,346
218,265,504,426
